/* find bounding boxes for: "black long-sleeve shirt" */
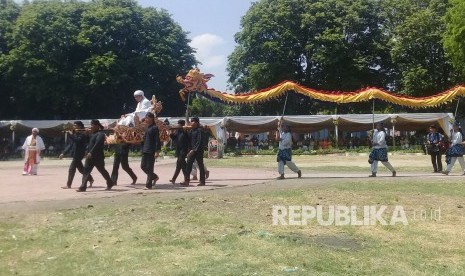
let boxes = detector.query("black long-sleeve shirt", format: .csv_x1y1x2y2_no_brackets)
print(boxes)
87,131,107,160
188,127,204,153
142,124,161,154
62,132,89,159
170,129,189,157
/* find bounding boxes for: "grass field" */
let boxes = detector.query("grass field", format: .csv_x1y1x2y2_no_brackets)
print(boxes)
1,155,465,275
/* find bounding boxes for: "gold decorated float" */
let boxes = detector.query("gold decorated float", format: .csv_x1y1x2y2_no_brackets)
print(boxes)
106,95,170,144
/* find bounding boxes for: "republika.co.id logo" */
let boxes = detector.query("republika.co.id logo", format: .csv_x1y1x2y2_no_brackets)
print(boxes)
272,205,441,226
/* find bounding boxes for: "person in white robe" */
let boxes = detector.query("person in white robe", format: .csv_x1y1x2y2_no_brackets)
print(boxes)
118,90,152,126
22,128,46,175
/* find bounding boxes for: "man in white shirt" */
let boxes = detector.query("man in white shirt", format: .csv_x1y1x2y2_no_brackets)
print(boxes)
368,122,396,177
118,90,152,126
276,123,302,180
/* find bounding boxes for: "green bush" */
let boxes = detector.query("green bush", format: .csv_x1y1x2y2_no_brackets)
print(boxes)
114,144,425,159
221,145,425,157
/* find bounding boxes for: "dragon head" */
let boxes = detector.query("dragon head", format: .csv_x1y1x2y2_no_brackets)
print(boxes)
177,67,215,101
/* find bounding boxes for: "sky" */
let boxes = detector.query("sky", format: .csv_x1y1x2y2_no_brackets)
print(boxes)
140,0,254,92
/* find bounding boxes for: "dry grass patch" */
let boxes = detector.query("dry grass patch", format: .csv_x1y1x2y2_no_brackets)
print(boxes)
1,155,465,275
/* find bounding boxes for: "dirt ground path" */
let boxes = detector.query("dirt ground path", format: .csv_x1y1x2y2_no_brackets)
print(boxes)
0,154,462,214
0,157,277,211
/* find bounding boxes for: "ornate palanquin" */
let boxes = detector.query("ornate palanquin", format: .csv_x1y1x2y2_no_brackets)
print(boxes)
106,95,170,144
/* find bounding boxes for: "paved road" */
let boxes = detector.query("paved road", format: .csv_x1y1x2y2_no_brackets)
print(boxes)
0,157,279,202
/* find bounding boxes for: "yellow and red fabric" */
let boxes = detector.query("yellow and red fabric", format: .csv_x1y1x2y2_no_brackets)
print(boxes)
188,81,465,108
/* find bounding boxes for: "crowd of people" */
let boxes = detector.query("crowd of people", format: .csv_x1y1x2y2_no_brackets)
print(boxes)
226,135,270,152
15,119,465,188
225,132,429,154
54,114,210,192
18,89,214,191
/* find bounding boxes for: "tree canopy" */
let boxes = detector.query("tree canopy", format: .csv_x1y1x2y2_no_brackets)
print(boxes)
444,0,465,80
0,0,196,119
1,0,464,119
228,0,460,115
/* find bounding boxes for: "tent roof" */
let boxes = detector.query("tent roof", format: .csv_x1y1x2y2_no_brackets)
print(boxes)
0,113,454,137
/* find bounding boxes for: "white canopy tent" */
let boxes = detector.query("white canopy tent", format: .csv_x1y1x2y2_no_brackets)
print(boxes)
221,113,453,136
0,113,454,144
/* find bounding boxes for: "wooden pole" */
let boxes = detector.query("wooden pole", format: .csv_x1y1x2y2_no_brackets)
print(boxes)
455,98,460,118
372,99,375,131
185,91,192,122
335,104,338,149
392,122,396,148
281,92,289,116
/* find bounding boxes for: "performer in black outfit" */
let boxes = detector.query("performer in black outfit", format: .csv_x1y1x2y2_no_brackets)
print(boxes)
169,119,189,184
111,143,137,185
140,112,161,189
60,121,94,189
77,119,114,192
182,117,206,186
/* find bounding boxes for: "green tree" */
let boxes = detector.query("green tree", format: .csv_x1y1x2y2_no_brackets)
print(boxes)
0,0,196,119
189,96,240,117
0,0,20,117
0,0,20,54
74,0,197,117
444,0,465,80
0,0,86,118
385,0,455,96
228,0,390,115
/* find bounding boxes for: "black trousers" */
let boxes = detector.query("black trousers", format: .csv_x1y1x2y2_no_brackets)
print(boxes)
171,153,187,182
67,158,93,187
141,153,158,188
185,152,205,183
80,157,113,190
430,152,443,172
111,153,137,184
